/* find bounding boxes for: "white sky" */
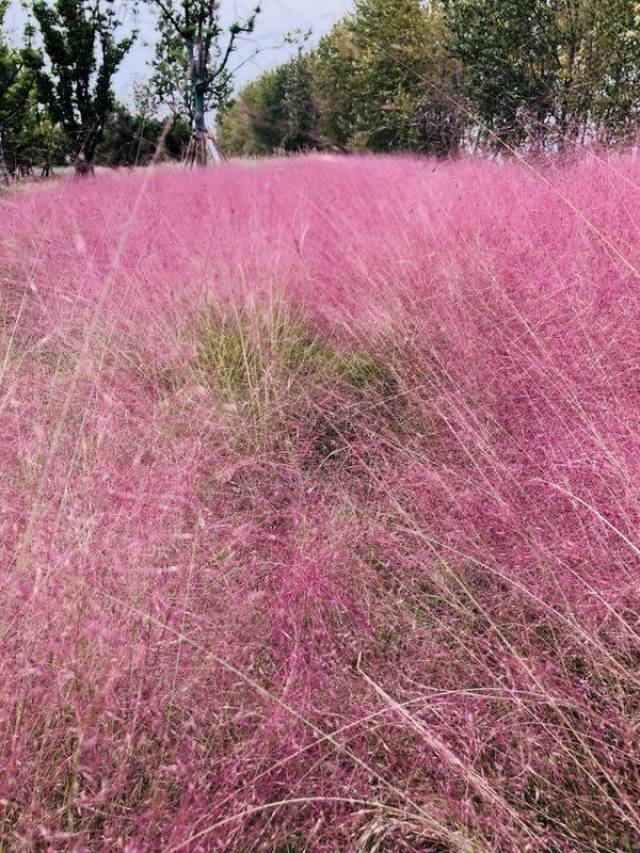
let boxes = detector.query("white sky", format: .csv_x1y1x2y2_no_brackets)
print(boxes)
6,0,353,102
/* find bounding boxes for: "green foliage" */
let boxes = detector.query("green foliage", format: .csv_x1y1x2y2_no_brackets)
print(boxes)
218,0,461,157
4,90,65,173
346,0,447,150
0,2,48,175
443,0,559,146
219,0,640,158
443,0,640,147
149,18,228,125
312,22,362,150
218,65,290,156
282,50,318,151
577,0,640,141
94,105,191,166
5,0,640,170
32,0,136,162
218,48,320,156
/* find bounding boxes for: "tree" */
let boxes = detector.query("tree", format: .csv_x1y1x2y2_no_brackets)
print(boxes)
217,48,320,158
146,0,260,165
345,0,446,150
217,64,289,156
4,88,65,177
0,2,43,181
218,0,640,159
281,49,318,152
150,23,202,129
443,0,561,148
32,0,135,166
312,22,361,151
0,127,6,184
220,0,460,158
443,0,640,149
576,0,640,143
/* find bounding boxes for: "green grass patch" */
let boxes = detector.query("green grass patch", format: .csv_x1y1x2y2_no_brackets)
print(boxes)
192,304,422,470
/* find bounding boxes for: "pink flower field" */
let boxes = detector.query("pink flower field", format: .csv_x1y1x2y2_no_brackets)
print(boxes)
1,154,640,851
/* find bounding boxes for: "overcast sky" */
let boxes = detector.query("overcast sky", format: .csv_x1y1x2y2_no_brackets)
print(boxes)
6,0,353,102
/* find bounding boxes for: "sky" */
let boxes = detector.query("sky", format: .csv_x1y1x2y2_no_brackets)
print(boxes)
6,0,353,102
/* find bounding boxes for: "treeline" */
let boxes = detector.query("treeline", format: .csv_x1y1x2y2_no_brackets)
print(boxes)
1,93,191,180
218,0,640,157
3,0,640,178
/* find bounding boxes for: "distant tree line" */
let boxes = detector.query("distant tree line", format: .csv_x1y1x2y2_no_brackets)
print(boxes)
217,0,640,158
3,0,640,180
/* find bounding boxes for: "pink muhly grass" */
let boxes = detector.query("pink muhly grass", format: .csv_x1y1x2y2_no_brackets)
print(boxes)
1,153,640,850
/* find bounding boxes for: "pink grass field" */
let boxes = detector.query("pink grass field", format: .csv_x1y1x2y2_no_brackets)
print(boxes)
1,154,640,851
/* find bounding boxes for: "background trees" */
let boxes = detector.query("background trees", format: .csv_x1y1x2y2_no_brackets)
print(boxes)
32,0,136,165
0,1,44,179
219,0,462,156
580,0,640,142
218,0,462,156
218,0,640,158
3,0,640,179
442,0,560,148
217,66,289,156
345,0,451,151
217,53,317,156
442,0,640,149
94,102,191,166
1,0,257,176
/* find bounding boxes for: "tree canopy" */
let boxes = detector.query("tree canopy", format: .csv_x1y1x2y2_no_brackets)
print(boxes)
0,1,46,177
32,0,136,162
218,0,640,158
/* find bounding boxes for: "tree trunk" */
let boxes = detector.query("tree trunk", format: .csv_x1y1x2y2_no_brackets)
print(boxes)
75,151,95,178
188,40,208,167
194,86,207,166
0,128,10,187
